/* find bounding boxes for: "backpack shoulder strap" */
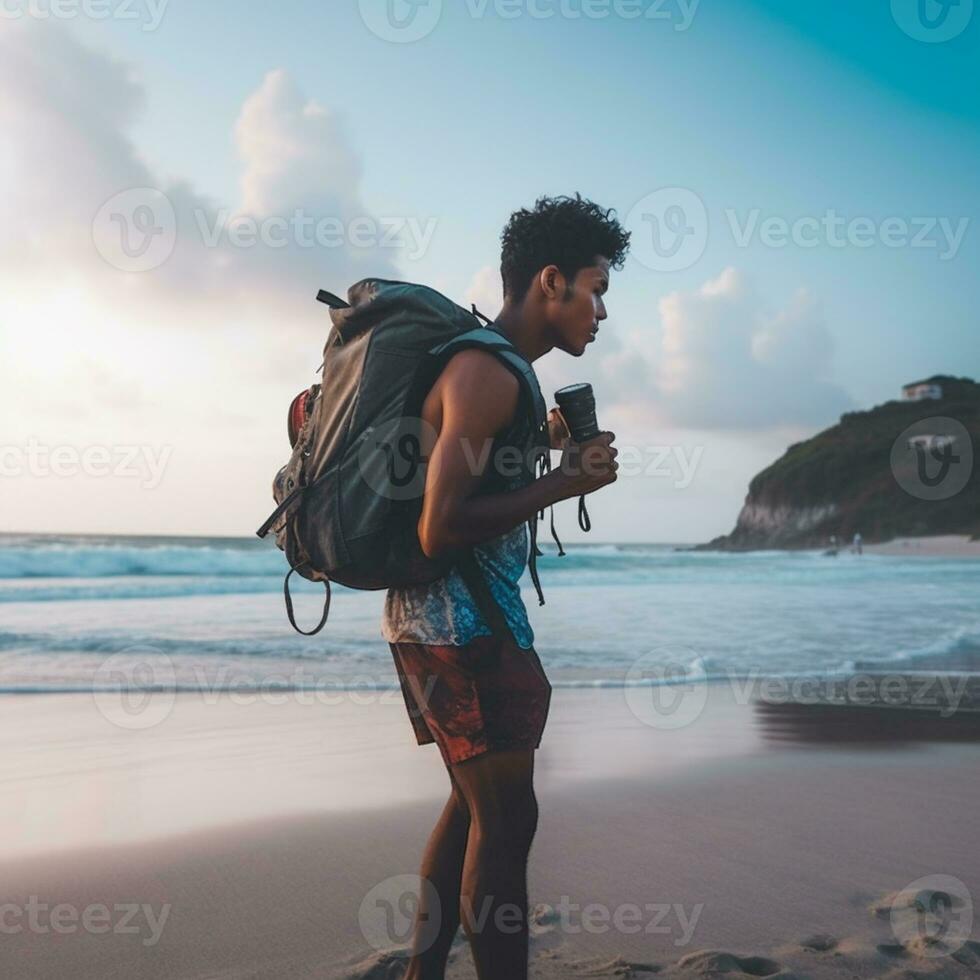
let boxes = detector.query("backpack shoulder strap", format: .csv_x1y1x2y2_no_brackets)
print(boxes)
428,327,547,431
455,548,518,647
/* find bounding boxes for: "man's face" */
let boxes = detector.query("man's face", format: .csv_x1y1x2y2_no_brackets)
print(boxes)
546,255,611,357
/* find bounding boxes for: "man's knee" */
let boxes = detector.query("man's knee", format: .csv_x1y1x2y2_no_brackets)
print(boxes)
474,788,538,852
452,749,538,848
451,784,471,821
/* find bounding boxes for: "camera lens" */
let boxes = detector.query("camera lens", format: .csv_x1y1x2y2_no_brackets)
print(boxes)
555,383,600,442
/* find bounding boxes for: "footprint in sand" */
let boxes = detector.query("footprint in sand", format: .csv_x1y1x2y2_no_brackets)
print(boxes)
870,883,971,920
339,949,409,979
952,940,980,970
568,955,661,976
797,934,838,952
530,902,563,935
672,949,789,977
878,937,980,965
872,878,975,965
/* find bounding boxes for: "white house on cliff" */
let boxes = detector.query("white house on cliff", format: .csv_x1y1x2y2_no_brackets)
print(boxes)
902,379,943,401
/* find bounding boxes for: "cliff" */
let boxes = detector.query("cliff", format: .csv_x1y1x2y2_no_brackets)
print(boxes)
700,375,980,550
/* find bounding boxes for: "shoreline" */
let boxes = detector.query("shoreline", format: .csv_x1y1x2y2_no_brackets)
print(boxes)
688,533,980,558
863,534,980,557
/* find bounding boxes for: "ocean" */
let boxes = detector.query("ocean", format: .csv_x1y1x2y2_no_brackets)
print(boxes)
1,533,978,694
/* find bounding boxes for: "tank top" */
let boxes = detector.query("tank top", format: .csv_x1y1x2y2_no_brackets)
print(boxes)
381,386,537,650
380,521,534,649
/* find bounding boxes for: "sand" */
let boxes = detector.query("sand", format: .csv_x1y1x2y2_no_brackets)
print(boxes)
1,682,978,979
863,534,980,558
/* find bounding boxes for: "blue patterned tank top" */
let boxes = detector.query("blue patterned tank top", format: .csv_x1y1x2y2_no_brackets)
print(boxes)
381,520,534,649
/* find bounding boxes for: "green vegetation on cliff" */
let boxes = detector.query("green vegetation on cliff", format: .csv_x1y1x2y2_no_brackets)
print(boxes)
702,376,980,550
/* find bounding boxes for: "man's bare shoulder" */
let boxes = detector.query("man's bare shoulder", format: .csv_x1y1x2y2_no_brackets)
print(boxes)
438,348,520,420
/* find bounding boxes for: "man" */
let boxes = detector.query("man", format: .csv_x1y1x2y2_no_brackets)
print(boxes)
382,193,630,979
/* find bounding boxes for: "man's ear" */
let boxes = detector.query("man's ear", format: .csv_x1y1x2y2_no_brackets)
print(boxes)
538,264,567,301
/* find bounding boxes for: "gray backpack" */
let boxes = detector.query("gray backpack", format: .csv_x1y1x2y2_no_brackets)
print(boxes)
256,279,555,639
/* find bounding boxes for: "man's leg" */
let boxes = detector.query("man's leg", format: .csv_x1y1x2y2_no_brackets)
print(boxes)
450,748,538,980
404,771,471,980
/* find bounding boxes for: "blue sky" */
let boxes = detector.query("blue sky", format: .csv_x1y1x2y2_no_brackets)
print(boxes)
2,0,978,539
78,0,979,397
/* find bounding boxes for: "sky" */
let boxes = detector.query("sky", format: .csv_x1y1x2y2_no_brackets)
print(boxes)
1,0,977,542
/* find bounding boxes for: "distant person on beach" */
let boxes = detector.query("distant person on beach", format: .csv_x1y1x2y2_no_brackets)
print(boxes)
382,195,629,979
852,532,863,555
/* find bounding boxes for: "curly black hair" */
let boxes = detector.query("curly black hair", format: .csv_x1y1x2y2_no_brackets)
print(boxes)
499,193,631,302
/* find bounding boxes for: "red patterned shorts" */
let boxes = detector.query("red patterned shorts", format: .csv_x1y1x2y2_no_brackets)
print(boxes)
387,632,552,767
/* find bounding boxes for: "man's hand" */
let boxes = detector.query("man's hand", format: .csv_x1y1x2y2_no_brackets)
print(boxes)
549,431,619,500
547,407,570,451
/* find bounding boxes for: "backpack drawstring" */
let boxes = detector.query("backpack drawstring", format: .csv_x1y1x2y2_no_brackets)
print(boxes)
526,439,570,607
537,451,565,556
471,304,493,326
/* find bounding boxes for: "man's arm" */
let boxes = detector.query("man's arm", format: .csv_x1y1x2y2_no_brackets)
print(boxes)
417,349,617,559
417,349,549,557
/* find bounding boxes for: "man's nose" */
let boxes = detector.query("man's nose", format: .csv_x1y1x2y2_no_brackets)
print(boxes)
597,300,608,321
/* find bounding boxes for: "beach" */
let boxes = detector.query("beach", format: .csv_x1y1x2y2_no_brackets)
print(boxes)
2,680,979,979
863,535,980,559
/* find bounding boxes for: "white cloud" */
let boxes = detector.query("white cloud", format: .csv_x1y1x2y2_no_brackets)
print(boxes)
236,69,363,220
463,265,852,432
0,22,409,536
0,21,397,316
655,267,852,429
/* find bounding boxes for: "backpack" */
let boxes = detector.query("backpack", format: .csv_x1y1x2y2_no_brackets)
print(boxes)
255,278,558,640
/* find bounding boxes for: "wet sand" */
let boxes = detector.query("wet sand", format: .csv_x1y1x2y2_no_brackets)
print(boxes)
1,682,978,978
